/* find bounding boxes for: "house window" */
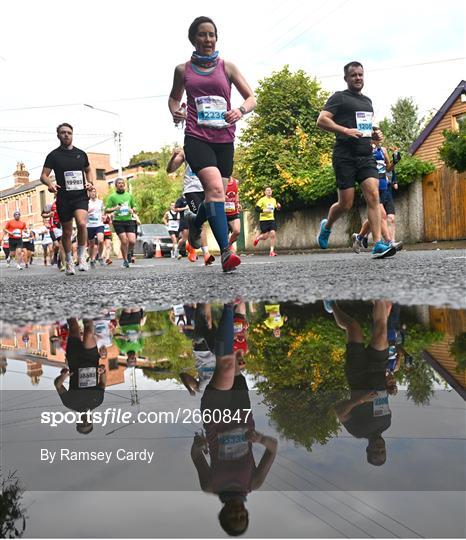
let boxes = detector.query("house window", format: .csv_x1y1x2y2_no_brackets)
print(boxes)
40,190,46,212
5,203,9,219
96,168,106,180
452,113,466,130
27,195,33,214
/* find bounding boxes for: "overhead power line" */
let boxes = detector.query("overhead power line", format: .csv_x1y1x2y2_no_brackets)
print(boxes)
318,56,466,78
0,136,114,182
0,94,167,113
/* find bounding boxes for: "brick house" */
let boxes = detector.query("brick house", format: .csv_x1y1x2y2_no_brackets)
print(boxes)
0,153,112,232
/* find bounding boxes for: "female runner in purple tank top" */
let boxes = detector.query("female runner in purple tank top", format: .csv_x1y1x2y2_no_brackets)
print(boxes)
169,16,256,272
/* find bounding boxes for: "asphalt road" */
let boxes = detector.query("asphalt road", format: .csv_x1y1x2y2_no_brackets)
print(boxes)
1,249,465,325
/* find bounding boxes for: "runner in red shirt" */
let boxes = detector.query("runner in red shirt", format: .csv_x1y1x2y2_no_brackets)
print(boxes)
42,197,66,271
1,233,10,266
225,177,241,251
3,211,26,269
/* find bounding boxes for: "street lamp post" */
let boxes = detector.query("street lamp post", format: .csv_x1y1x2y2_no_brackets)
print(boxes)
83,104,123,178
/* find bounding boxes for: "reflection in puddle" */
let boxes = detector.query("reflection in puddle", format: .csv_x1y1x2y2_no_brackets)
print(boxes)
0,301,465,538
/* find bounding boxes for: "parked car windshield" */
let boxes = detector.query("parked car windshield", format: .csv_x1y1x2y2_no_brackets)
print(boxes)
141,224,169,235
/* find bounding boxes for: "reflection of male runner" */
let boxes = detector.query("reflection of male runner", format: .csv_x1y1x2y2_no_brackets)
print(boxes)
191,304,277,536
327,300,396,466
53,318,106,434
114,308,146,367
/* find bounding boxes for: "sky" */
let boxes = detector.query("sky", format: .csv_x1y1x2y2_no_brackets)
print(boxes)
0,0,464,189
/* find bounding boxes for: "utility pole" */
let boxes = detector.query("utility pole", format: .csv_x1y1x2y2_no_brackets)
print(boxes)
84,104,123,178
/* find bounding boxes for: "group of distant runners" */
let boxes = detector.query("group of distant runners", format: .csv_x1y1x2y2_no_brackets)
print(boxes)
3,17,402,273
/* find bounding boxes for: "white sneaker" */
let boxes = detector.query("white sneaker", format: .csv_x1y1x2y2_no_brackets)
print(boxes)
16,263,23,270
78,258,89,272
65,261,76,275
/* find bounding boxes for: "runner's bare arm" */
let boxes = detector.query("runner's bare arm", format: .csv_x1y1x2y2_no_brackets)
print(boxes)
191,435,213,493
317,110,362,138
251,433,278,490
84,165,94,189
166,148,185,173
39,167,59,193
383,147,393,171
168,64,186,124
224,61,256,123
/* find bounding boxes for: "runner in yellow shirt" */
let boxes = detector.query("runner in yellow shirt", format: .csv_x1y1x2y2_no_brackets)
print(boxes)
253,187,281,256
264,304,287,338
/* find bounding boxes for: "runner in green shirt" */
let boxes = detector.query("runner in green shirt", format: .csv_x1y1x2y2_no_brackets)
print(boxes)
106,178,137,268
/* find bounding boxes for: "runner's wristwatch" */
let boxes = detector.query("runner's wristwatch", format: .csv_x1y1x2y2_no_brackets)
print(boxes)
239,106,247,115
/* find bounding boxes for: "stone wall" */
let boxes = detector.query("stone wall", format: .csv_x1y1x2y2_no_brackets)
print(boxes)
206,178,425,252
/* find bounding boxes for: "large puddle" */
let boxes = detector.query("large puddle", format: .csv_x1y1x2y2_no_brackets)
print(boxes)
1,300,465,538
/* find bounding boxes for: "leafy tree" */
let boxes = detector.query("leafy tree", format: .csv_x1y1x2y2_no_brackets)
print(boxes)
450,332,466,372
394,322,443,406
378,97,423,152
378,97,423,153
129,146,177,171
439,122,466,172
140,311,195,370
129,150,160,169
237,66,334,209
393,155,435,186
0,472,26,538
131,170,182,223
246,311,348,450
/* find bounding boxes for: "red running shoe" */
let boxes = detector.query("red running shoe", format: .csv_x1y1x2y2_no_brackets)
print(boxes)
253,237,260,247
269,251,277,257
221,250,241,272
204,253,215,266
186,241,197,263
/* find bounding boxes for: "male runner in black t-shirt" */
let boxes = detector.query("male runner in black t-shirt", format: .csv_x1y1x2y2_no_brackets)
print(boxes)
39,123,94,275
316,62,395,259
327,300,397,466
54,318,106,434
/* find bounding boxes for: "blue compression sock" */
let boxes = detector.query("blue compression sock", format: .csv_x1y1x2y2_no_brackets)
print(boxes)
194,202,208,229
205,201,229,251
214,305,234,357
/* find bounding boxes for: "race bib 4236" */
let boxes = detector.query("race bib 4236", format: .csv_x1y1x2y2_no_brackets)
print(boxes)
195,96,229,129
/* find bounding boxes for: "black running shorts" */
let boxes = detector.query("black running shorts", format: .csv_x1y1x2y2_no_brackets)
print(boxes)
87,226,105,240
56,196,89,224
113,220,137,235
332,155,379,190
185,191,205,214
260,220,277,233
184,136,234,179
380,189,395,215
8,238,23,250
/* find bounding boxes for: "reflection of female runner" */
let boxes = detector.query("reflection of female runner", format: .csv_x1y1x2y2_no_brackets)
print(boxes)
191,304,277,536
169,16,256,272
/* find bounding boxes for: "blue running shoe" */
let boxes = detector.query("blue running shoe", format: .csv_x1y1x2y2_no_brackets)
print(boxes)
323,300,334,314
317,219,331,249
371,240,396,259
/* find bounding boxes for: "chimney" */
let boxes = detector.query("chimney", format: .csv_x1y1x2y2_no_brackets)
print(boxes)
14,162,30,186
